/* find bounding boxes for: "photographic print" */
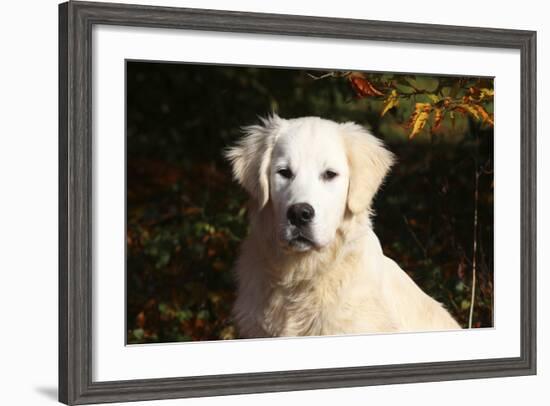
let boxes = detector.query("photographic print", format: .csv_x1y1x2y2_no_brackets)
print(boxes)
126,62,494,344
60,3,536,403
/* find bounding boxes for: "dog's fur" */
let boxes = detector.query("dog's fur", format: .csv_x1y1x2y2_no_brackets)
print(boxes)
225,115,460,338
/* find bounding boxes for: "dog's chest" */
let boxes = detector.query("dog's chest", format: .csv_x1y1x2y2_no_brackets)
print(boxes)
261,275,363,336
258,271,396,337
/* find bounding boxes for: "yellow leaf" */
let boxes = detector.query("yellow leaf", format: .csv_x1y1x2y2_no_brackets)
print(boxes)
479,88,494,100
409,103,432,139
220,326,236,340
427,93,440,103
415,102,431,110
380,89,399,117
410,112,429,138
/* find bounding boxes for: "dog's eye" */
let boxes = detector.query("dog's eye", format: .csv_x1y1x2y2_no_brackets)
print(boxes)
277,168,293,179
322,170,339,181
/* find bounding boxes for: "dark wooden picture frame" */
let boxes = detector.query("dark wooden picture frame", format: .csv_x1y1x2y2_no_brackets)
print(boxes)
59,1,537,404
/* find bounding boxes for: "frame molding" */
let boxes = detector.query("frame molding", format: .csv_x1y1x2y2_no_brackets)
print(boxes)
59,1,536,404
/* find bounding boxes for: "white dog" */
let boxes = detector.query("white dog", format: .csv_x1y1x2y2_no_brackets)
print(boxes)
225,115,460,338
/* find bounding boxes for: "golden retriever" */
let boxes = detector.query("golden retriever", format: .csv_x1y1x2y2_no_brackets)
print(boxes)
225,115,460,338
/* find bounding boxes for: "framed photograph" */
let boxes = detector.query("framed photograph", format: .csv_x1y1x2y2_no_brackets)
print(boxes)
59,1,536,404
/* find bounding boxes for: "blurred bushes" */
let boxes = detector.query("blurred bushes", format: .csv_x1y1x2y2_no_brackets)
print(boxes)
126,62,493,343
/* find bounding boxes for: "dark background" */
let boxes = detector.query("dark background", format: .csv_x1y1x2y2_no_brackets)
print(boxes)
126,61,494,344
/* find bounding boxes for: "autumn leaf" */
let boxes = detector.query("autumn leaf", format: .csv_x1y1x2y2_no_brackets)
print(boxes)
220,325,236,340
410,110,430,138
380,89,399,117
348,72,384,98
471,104,494,126
468,87,481,98
409,103,432,139
454,101,494,127
427,93,440,104
136,311,146,329
312,71,493,140
479,88,494,101
457,103,480,121
433,108,445,129
468,86,494,103
409,102,429,122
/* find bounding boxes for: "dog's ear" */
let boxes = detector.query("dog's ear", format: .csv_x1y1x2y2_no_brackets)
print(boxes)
225,114,284,209
341,122,394,214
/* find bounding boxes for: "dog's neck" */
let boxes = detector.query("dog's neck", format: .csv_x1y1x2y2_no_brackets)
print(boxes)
247,204,374,288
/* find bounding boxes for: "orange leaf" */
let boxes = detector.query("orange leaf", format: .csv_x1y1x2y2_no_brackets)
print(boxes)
136,311,146,329
471,104,494,126
458,103,480,121
348,73,384,97
468,87,480,98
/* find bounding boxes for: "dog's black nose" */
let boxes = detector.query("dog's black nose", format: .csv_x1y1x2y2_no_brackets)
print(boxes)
287,203,315,226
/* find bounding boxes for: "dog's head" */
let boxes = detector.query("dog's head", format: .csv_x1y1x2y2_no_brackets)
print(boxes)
225,115,394,252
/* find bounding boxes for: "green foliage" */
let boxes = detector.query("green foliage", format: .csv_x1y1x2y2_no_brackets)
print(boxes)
126,62,494,343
